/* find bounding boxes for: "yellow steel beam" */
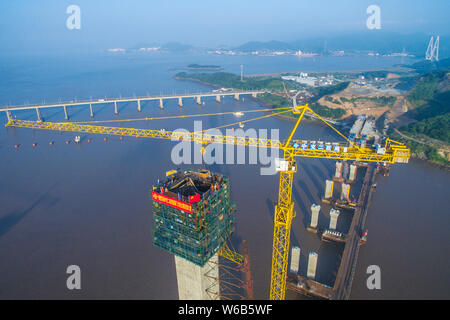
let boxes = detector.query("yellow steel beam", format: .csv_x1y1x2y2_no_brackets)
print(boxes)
218,243,244,265
270,152,296,300
5,119,409,163
284,106,307,147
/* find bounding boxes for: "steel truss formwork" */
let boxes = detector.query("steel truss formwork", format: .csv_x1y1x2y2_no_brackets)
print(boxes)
152,170,236,267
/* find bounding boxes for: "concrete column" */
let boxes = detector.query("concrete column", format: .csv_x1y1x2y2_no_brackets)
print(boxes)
36,108,42,121
114,101,118,114
178,97,183,107
175,254,220,300
89,104,94,118
234,93,240,101
159,98,164,109
341,183,350,201
324,180,334,199
215,95,221,103
335,161,343,178
196,96,202,105
252,92,258,98
310,204,321,228
6,110,12,121
137,100,142,112
329,209,340,230
307,252,318,279
343,162,349,180
63,106,69,120
349,164,357,182
290,246,301,274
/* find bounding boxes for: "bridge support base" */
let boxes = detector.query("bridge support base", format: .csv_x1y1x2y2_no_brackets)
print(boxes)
89,104,94,118
114,101,118,114
63,106,69,120
159,98,164,109
36,108,42,122
178,97,183,107
329,209,340,230
138,100,141,112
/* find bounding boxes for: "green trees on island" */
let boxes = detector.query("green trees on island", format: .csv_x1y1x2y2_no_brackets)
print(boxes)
175,72,297,91
398,69,450,166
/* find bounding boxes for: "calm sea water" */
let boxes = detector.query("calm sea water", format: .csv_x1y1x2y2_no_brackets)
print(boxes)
0,52,448,299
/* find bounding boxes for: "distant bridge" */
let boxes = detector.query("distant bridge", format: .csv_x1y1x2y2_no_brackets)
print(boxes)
1,90,266,122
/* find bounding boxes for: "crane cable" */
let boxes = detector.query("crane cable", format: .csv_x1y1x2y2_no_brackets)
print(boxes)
202,108,292,132
67,107,293,125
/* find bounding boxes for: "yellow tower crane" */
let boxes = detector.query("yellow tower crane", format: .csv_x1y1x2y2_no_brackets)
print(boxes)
5,104,410,300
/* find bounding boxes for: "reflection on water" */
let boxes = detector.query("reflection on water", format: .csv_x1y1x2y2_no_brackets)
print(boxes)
0,53,448,299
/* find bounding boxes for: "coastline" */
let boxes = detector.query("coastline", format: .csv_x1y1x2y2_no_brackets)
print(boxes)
244,66,414,78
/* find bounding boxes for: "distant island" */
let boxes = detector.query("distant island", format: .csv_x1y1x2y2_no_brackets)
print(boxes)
187,64,222,71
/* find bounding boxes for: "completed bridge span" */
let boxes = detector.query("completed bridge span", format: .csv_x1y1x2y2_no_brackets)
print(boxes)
0,90,266,122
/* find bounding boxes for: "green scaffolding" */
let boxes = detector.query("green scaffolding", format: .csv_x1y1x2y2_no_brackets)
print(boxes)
151,172,236,267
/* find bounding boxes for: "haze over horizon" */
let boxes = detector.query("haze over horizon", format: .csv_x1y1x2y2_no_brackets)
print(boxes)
0,0,449,54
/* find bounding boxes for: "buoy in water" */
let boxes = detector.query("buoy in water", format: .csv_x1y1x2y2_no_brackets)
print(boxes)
104,137,108,142
32,143,37,147
49,141,54,146
66,141,71,145
87,138,91,143
119,136,123,141
14,144,19,149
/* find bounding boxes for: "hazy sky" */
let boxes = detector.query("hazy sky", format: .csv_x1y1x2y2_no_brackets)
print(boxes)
0,0,449,53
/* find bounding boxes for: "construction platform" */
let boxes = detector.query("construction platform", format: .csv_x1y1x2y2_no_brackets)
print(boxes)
288,164,377,299
151,169,236,267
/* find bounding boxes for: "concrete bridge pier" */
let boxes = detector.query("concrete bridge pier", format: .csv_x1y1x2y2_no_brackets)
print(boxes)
324,180,334,199
215,95,221,103
234,93,240,101
89,104,94,118
178,97,183,107
6,110,12,121
114,101,118,114
349,164,357,182
159,98,164,109
63,106,69,120
341,183,350,201
290,246,301,274
36,108,42,121
307,252,318,279
335,161,343,179
175,254,220,300
329,209,340,230
137,100,142,112
252,92,258,98
196,96,202,105
310,204,321,229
